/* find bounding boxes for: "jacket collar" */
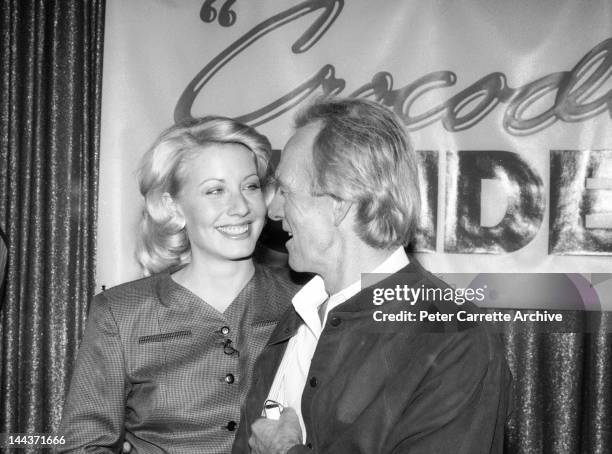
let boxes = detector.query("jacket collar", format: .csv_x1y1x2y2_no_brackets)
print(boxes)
335,258,430,314
267,255,432,344
267,305,304,345
155,265,287,325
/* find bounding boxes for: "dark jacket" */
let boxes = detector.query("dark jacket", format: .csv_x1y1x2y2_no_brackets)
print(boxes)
232,259,512,454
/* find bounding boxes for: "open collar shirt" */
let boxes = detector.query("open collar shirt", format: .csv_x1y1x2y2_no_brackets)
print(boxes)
266,247,409,440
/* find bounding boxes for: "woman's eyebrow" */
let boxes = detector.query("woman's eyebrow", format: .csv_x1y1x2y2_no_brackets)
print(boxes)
198,178,223,186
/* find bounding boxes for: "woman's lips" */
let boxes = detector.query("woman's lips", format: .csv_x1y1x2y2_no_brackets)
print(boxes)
216,223,250,238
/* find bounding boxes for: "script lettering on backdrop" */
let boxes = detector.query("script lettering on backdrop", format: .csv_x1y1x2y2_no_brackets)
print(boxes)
176,0,612,255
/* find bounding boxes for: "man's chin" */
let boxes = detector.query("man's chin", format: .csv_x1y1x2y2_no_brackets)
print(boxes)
288,256,317,275
287,256,304,272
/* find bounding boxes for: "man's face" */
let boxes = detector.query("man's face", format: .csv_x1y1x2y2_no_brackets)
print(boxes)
268,122,337,276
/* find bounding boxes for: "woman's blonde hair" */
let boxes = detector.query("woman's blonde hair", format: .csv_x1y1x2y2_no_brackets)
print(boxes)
136,116,272,275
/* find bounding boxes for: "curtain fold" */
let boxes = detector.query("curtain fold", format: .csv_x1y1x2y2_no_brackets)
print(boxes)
580,314,612,454
503,313,612,453
0,0,104,438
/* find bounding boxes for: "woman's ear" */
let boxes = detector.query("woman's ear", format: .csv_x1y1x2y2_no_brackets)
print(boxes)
332,199,353,227
162,192,185,227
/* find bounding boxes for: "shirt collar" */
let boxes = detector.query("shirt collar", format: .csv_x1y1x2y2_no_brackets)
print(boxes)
292,275,328,337
291,247,409,336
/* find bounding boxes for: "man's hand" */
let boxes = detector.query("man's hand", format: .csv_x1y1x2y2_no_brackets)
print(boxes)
248,407,303,454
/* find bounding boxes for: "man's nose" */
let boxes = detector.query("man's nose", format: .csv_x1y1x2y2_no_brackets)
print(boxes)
267,191,284,221
228,191,250,216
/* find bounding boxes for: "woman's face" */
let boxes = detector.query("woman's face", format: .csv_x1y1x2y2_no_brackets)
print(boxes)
174,143,266,264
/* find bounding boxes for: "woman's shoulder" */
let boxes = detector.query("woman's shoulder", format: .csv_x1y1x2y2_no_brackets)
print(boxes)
88,273,175,336
98,273,166,299
255,263,302,297
92,273,170,315
247,264,300,321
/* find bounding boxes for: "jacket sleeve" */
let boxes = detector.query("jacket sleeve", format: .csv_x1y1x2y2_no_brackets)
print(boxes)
57,294,128,453
386,329,511,454
232,399,252,453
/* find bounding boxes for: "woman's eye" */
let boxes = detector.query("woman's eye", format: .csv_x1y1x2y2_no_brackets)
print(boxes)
244,183,261,191
206,188,224,195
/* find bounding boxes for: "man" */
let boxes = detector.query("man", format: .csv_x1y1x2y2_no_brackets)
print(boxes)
232,98,511,454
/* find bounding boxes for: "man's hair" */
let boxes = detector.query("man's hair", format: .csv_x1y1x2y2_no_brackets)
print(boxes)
294,98,420,249
136,116,272,275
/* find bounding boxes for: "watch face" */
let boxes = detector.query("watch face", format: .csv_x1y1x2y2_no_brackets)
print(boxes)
264,400,283,420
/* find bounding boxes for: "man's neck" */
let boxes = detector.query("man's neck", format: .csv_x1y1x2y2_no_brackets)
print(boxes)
322,244,397,295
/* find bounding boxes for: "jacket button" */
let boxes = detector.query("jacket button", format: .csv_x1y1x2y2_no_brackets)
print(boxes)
221,326,230,335
306,442,313,449
330,316,341,327
226,420,237,431
309,376,318,387
225,373,235,384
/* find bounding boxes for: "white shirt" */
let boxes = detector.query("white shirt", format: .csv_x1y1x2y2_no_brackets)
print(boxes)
266,247,409,440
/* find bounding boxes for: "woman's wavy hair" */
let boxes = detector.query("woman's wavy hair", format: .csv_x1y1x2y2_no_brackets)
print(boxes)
295,98,420,249
136,116,272,275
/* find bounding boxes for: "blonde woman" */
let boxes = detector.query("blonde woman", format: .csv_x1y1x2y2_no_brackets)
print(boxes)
59,117,297,453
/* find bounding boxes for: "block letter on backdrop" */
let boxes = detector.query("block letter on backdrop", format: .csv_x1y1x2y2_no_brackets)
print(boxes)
413,150,438,252
549,150,612,254
444,150,545,253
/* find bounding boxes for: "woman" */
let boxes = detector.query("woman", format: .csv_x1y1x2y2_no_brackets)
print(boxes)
59,117,298,453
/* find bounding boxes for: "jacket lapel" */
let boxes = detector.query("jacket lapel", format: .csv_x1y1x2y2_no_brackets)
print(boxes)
266,306,303,344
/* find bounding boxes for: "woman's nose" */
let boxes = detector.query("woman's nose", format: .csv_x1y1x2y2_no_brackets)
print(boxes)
228,191,250,216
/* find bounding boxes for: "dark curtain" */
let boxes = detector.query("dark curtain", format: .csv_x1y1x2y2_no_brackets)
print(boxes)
0,0,104,440
0,227,6,285
502,315,612,453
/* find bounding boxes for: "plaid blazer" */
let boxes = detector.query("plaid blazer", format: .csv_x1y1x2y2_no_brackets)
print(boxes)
59,264,298,453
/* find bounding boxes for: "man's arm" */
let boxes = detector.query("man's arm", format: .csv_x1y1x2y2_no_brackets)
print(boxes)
241,328,510,454
58,294,128,453
385,329,511,454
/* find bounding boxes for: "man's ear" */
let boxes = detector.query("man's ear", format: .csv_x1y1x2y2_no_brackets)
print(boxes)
332,199,353,227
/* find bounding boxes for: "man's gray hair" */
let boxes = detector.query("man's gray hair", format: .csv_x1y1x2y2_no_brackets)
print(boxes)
295,98,420,249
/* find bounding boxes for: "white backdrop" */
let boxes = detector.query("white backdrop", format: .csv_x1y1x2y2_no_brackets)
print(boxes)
98,0,612,290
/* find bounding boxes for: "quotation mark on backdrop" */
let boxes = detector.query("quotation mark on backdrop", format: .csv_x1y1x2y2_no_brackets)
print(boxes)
200,0,237,27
